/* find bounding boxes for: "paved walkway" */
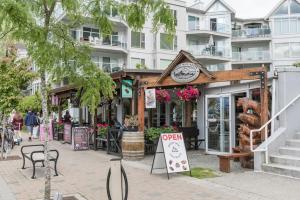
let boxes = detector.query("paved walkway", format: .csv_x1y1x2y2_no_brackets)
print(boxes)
0,139,299,200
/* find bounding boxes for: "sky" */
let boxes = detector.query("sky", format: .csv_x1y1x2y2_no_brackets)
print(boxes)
186,0,280,19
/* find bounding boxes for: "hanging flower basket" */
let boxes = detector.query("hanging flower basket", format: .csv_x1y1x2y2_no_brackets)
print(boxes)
155,89,171,103
176,86,200,101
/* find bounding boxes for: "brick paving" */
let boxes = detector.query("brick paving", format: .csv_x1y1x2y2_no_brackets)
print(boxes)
0,138,299,200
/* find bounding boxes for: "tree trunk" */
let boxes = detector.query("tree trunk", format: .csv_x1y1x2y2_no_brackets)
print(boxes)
40,71,51,200
1,116,6,159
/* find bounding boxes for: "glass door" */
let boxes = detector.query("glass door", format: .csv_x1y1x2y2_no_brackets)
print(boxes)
206,94,231,154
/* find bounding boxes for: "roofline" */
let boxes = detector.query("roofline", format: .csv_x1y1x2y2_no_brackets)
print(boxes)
205,0,236,14
264,0,300,20
265,0,286,20
233,17,266,22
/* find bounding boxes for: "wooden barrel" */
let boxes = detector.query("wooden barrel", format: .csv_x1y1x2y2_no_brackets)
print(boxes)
122,131,145,160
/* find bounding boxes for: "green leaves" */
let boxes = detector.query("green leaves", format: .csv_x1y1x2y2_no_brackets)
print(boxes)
0,44,35,115
0,0,175,122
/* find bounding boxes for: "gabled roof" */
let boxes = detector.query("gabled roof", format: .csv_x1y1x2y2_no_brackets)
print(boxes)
157,50,215,84
205,0,236,14
265,0,287,19
265,0,300,19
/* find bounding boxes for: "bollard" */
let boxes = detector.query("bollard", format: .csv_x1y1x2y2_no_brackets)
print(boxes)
106,158,128,200
53,192,63,200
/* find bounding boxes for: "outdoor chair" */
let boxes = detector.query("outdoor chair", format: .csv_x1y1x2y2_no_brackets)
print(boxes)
179,127,204,150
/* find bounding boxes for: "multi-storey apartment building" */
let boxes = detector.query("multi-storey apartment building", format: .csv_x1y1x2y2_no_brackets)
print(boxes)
28,0,300,95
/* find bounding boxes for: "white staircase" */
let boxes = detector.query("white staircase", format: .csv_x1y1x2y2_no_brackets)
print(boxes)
262,133,300,178
251,94,300,178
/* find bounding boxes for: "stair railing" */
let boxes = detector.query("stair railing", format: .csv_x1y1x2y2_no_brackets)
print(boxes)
250,94,300,164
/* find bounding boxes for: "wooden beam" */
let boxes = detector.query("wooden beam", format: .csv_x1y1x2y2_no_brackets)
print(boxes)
138,88,145,132
260,69,269,140
141,67,265,88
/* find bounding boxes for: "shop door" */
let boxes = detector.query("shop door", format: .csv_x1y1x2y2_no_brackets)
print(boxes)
205,95,231,154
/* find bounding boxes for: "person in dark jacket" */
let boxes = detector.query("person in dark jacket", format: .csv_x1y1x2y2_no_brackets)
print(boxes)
63,110,72,123
25,110,36,141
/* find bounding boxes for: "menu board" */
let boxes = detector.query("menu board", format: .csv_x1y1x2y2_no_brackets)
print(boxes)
151,133,190,176
64,123,72,144
72,127,89,151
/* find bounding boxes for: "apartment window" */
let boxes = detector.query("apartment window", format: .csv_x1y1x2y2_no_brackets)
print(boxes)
274,1,289,15
172,10,177,26
291,0,300,14
206,64,225,72
70,30,77,40
159,59,172,69
160,33,177,50
82,27,99,40
188,16,199,30
291,43,300,57
274,43,289,58
103,32,118,45
131,31,145,48
131,58,145,69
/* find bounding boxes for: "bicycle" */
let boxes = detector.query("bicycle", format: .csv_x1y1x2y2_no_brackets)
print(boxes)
0,125,15,157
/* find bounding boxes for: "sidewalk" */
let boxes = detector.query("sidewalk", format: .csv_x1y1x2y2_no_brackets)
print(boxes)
0,174,15,200
0,139,299,200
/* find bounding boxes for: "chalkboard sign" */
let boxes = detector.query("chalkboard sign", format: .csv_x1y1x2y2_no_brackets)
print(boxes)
64,123,72,144
72,127,89,151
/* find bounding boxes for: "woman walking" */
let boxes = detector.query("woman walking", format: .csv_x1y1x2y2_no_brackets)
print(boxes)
12,111,23,142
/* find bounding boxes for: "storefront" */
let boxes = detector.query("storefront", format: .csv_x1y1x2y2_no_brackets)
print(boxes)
138,50,270,155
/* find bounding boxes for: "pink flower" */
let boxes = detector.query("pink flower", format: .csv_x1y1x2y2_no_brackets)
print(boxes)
156,89,171,102
176,86,200,101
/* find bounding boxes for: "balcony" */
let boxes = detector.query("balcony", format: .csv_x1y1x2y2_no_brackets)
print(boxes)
73,30,128,53
232,28,271,43
188,45,231,64
93,62,123,73
232,51,271,64
188,21,231,37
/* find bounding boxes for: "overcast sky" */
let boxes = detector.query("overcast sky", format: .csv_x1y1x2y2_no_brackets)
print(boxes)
186,0,280,18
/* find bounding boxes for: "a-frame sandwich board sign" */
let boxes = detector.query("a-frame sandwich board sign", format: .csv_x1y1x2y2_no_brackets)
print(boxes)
151,132,191,179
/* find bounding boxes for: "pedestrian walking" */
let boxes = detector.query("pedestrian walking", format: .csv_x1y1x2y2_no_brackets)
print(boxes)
36,112,43,138
12,111,23,142
24,110,36,141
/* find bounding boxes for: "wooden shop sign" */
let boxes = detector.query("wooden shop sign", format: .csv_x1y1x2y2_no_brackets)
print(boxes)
171,63,200,83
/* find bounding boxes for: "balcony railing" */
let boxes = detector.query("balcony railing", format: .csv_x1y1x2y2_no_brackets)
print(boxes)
188,21,231,34
93,62,123,73
188,45,231,58
232,51,271,62
72,30,127,50
232,28,271,39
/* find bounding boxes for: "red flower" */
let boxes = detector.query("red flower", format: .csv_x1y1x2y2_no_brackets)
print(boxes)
176,86,200,101
156,89,171,102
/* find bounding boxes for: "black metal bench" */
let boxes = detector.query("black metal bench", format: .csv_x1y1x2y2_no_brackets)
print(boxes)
21,144,59,179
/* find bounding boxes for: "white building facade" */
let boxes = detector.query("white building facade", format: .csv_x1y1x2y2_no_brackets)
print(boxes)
28,0,300,95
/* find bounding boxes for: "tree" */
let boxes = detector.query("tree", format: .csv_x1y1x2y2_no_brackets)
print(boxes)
18,93,42,114
0,44,34,158
0,0,174,199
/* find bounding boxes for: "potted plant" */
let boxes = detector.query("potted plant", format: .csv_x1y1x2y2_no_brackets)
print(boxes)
96,123,109,138
144,126,176,155
176,86,200,101
156,89,171,103
145,126,175,144
124,115,139,131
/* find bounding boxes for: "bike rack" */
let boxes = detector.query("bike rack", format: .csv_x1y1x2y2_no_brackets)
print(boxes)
106,158,128,200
